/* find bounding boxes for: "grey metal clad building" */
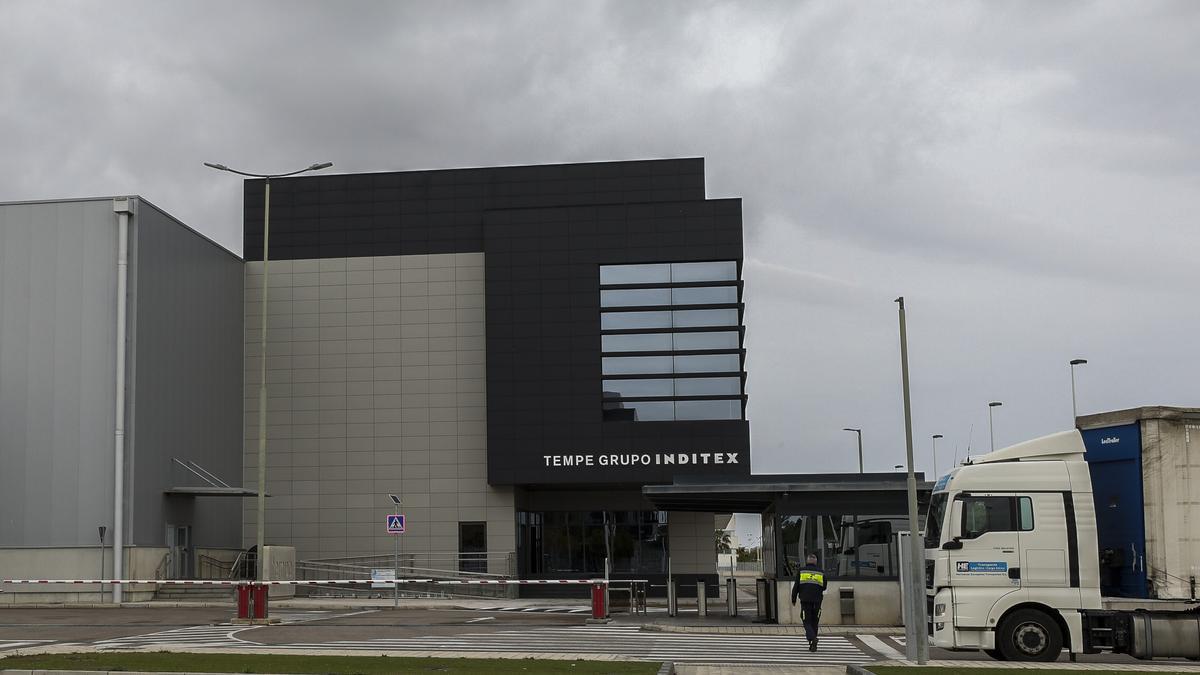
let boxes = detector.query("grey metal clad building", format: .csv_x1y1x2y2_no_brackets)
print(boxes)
0,197,243,599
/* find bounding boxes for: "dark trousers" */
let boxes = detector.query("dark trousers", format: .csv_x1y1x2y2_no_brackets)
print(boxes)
800,601,822,642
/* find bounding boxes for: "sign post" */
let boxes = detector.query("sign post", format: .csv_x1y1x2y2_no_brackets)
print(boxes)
386,514,406,608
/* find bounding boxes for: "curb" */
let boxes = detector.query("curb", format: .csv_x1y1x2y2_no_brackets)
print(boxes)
657,662,675,675
846,666,873,675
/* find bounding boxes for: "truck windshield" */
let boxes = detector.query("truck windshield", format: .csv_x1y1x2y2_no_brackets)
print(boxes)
924,492,949,549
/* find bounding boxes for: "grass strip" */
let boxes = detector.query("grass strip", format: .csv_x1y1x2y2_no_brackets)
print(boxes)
868,662,1195,667
0,651,660,674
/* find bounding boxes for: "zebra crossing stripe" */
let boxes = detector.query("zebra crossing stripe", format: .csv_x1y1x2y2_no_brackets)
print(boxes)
0,640,55,651
858,634,905,659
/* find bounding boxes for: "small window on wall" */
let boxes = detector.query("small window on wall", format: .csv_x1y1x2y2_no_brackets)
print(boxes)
459,522,487,573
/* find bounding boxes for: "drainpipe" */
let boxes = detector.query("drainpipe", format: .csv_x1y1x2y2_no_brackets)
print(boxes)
111,197,132,604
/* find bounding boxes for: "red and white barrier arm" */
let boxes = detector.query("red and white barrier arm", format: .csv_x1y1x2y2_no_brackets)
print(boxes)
2,578,643,586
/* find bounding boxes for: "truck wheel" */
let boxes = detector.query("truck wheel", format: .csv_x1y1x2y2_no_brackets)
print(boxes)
983,648,1007,661
997,609,1063,662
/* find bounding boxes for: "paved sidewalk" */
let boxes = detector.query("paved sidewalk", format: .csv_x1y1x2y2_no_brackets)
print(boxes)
676,666,846,674
640,621,900,635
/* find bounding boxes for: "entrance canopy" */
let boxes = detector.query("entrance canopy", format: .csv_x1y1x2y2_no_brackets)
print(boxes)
642,472,933,515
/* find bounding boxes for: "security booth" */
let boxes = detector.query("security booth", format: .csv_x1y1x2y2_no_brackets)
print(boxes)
644,472,932,625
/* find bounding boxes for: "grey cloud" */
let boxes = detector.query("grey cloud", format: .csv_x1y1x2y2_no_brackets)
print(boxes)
1,0,1197,482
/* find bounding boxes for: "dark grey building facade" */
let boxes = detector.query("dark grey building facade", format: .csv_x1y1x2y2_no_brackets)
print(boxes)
242,158,750,590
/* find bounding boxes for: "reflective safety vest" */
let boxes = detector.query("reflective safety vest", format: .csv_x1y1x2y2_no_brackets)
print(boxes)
797,571,825,585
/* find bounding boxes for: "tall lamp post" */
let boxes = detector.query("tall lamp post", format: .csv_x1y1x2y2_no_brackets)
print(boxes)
1070,358,1087,425
204,161,333,580
931,434,943,477
842,428,864,473
988,401,1003,452
894,297,927,663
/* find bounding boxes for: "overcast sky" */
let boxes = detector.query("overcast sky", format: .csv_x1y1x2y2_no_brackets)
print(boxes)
3,1,1197,484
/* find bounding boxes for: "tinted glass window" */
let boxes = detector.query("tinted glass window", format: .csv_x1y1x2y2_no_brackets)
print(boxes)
601,288,671,307
600,264,670,285
602,379,674,398
602,356,672,375
671,286,738,305
621,400,674,421
675,399,740,420
673,331,740,350
674,377,741,396
602,333,672,352
1018,497,1034,531
671,261,737,282
961,496,1016,538
673,309,739,328
673,353,741,373
601,311,671,330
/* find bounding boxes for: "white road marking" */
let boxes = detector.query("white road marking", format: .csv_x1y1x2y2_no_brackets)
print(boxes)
858,633,905,659
466,616,495,623
0,640,55,651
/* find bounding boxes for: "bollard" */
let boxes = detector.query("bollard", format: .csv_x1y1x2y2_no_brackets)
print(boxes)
667,578,678,617
755,578,769,620
251,583,269,619
591,582,608,620
726,577,737,617
236,584,251,619
696,580,707,617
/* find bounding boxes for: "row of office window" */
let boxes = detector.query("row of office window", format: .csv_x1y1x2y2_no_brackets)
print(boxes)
599,261,745,422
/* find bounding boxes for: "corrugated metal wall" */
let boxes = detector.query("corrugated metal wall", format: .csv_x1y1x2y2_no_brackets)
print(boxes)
129,200,244,548
0,200,120,546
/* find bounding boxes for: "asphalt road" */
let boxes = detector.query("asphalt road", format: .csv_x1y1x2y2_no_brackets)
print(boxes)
1,607,1198,668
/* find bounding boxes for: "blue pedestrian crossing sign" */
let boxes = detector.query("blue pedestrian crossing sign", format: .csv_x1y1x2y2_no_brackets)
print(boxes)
386,514,406,534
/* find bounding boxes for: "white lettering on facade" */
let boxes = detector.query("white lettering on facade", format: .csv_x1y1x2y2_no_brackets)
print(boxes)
539,452,741,469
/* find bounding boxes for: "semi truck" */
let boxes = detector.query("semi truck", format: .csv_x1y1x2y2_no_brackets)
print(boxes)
924,406,1200,662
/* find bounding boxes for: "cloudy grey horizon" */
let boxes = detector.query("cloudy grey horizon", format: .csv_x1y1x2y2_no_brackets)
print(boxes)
3,0,1196,495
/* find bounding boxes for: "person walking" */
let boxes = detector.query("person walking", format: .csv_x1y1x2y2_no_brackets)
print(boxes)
791,553,828,652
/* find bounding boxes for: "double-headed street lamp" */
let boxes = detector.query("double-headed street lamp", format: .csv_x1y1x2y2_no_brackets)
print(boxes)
842,428,863,473
988,401,1003,452
1070,358,1088,425
205,161,333,580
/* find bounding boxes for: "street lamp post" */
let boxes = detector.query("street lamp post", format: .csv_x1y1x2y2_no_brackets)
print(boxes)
988,401,1003,452
1070,359,1088,425
894,297,928,663
842,428,864,473
931,434,943,477
204,161,332,581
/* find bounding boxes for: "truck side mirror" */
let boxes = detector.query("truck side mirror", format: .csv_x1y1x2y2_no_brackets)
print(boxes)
942,538,963,550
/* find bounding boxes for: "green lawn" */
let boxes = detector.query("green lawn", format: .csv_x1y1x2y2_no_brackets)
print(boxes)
0,651,660,674
868,662,1195,667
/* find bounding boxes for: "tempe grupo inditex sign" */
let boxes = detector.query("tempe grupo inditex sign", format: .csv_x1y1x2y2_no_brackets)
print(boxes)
543,451,742,468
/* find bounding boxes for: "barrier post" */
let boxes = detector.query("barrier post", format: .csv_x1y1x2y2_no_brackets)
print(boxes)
251,583,269,619
590,582,609,622
726,577,737,617
236,584,251,619
696,580,707,617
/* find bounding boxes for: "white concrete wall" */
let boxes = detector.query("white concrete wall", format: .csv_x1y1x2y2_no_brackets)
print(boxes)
776,579,902,626
0,546,166,603
243,253,516,573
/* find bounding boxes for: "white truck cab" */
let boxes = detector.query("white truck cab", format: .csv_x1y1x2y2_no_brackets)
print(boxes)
925,430,1100,660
